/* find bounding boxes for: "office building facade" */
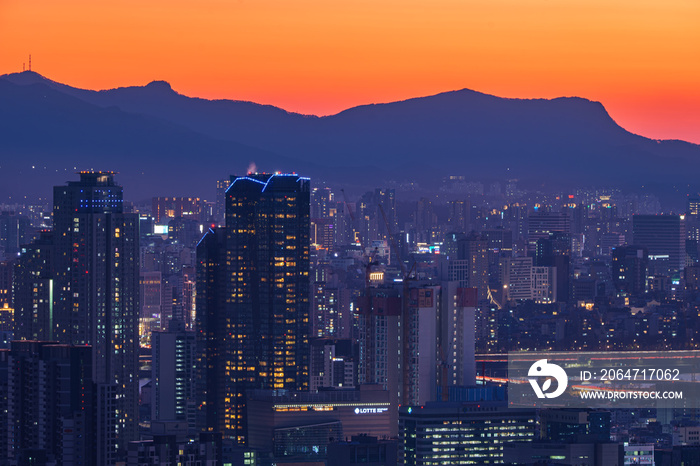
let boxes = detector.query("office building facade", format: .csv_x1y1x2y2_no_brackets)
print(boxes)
633,214,685,276
399,401,536,465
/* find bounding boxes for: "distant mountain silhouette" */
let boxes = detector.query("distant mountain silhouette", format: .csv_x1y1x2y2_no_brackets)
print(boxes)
1,70,698,201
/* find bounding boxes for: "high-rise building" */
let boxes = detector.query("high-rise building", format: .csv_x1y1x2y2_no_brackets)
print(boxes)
152,320,196,430
446,285,477,387
215,179,232,224
0,259,15,310
0,211,32,258
528,210,570,253
311,267,353,339
612,246,649,297
13,231,54,341
194,227,226,436
402,284,477,406
535,232,571,302
633,214,685,276
313,280,340,338
5,341,114,465
414,198,436,243
152,197,203,224
441,232,489,301
356,281,476,428
52,171,140,452
688,196,700,219
311,186,334,219
375,188,397,242
0,349,7,460
167,216,202,249
356,287,401,427
311,218,334,250
531,266,557,303
506,257,534,301
139,271,162,345
482,228,513,255
482,228,513,288
447,200,470,233
399,401,536,465
196,173,310,443
310,338,356,391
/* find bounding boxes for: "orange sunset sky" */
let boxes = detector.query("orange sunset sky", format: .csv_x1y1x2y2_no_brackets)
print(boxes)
1,0,698,143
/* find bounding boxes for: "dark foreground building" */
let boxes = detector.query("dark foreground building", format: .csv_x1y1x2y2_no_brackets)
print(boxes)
12,172,140,461
3,341,115,465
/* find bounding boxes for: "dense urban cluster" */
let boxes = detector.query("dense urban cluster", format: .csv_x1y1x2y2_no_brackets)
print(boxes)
1,172,699,465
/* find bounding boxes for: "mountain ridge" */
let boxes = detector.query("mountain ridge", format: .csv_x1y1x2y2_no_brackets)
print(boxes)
0,71,698,203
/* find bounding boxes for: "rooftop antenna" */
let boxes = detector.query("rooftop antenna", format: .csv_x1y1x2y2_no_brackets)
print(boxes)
29,55,31,72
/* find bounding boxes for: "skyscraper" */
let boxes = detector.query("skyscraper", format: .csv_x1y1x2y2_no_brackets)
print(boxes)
632,214,685,276
441,232,489,301
215,179,232,224
13,230,54,341
196,173,310,443
5,341,109,465
535,232,571,302
527,210,570,253
152,320,196,429
612,245,649,296
0,211,32,258
152,196,203,224
52,171,140,452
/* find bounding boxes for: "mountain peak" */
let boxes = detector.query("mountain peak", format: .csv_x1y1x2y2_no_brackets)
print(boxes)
1,70,53,86
144,80,173,92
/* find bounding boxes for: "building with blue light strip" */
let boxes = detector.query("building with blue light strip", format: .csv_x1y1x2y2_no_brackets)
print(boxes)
51,171,139,459
196,173,311,444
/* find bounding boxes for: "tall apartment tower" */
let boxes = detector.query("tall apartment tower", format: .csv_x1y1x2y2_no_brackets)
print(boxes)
376,188,397,241
13,230,54,341
5,341,110,465
152,320,196,429
612,246,649,296
441,232,489,301
403,283,476,407
215,179,232,224
196,173,310,443
52,172,140,452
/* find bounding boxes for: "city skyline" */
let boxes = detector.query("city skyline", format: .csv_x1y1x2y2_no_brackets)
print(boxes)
4,169,700,463
2,0,700,462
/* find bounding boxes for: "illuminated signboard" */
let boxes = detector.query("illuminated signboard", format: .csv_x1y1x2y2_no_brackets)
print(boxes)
354,407,388,415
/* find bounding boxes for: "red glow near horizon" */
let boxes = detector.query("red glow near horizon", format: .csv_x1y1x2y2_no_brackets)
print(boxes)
0,0,698,143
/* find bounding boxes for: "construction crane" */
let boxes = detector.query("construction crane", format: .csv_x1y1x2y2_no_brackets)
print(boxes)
487,287,502,310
